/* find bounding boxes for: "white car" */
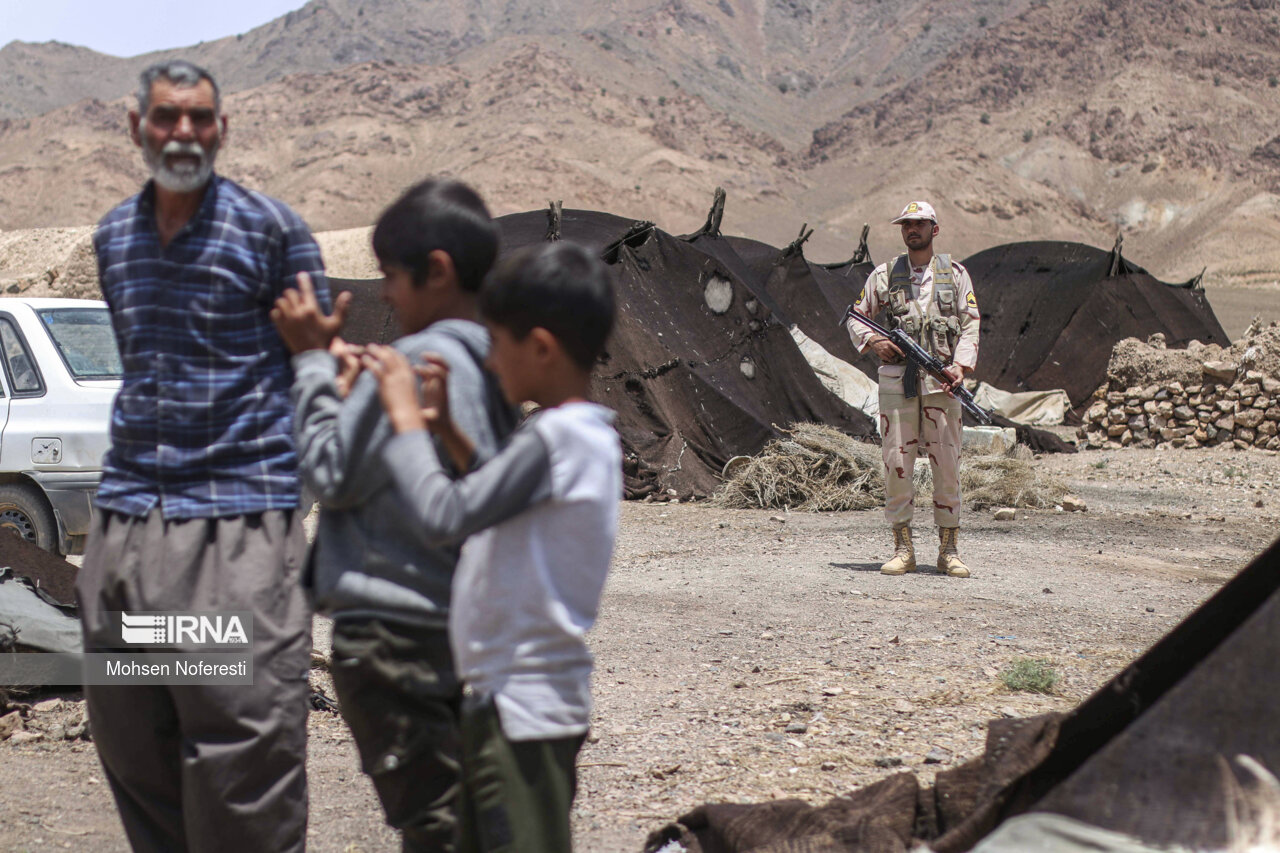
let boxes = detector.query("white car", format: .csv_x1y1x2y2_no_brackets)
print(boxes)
0,298,119,555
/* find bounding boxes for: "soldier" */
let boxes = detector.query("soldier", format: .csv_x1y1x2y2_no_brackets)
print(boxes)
846,201,980,577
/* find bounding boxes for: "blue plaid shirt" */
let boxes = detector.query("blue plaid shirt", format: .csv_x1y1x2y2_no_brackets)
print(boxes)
94,174,330,519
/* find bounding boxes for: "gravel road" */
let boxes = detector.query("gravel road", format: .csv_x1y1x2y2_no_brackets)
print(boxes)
2,443,1276,852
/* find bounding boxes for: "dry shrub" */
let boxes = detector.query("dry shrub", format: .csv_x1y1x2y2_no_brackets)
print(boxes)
716,424,1068,512
957,457,1067,509
914,455,1067,509
1000,658,1059,694
713,423,883,511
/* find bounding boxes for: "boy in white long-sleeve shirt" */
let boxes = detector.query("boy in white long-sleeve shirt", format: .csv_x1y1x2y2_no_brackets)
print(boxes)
363,241,620,853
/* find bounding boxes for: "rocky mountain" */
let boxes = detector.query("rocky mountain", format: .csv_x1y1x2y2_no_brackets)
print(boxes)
0,0,1033,134
1,0,1278,288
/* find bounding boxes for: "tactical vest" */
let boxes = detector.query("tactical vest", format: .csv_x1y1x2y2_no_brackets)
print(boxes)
876,253,962,363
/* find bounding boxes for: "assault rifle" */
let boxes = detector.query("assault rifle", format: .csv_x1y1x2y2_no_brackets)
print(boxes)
841,306,993,425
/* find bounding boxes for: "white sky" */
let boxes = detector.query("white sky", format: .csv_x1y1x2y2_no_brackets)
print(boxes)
1,0,310,58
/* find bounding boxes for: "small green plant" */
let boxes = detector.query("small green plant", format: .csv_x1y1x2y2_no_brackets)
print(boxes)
1224,465,1242,478
1213,74,1222,87
1091,456,1110,470
1023,129,1034,142
1216,23,1223,33
979,15,988,26
923,22,932,33
658,95,667,107
1001,658,1059,694
1269,75,1278,87
980,112,991,125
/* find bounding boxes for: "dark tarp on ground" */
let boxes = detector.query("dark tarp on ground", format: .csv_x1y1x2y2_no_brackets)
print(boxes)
0,532,79,609
0,567,82,654
645,772,922,853
643,535,1280,852
962,242,1228,409
0,536,81,655
496,209,875,498
643,714,1063,853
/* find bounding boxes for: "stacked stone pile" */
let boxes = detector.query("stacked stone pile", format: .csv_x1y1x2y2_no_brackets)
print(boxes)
1079,366,1280,450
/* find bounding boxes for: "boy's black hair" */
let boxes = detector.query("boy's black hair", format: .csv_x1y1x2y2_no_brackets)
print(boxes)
479,242,615,370
372,178,498,293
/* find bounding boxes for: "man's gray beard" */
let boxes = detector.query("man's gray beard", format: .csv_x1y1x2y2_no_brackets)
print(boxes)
142,135,217,193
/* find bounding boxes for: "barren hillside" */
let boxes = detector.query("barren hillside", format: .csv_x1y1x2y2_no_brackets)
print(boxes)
1,0,1279,289
0,44,795,234
801,0,1280,283
0,0,1032,132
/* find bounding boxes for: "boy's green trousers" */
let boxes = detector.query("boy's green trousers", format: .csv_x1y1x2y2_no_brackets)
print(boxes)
457,693,585,853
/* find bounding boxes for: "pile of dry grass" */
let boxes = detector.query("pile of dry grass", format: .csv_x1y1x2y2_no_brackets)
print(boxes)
913,454,1066,509
956,457,1067,509
713,423,883,511
717,423,1068,512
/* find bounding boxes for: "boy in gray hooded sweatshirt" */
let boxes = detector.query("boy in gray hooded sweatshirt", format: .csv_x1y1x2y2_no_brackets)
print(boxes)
272,178,516,852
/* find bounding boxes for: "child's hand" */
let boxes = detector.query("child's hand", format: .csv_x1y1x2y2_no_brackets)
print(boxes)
362,345,426,434
416,353,452,432
271,272,351,353
330,336,365,398
415,352,476,471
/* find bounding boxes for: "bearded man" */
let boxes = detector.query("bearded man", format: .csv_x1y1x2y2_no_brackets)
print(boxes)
76,60,334,853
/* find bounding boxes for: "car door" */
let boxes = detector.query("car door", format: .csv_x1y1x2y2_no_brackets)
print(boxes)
0,348,8,440
0,313,41,462
0,327,11,447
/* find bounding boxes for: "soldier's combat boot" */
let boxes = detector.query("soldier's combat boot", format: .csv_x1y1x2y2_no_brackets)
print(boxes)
937,526,970,578
880,524,916,575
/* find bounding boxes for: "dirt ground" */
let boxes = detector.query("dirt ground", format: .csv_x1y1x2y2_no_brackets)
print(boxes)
1,441,1277,852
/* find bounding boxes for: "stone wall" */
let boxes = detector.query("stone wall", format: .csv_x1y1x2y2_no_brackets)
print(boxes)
1079,366,1280,450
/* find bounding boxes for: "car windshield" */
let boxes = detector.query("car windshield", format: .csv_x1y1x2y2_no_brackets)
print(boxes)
36,307,122,380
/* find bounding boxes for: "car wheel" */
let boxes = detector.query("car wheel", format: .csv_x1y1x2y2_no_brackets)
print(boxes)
0,483,57,553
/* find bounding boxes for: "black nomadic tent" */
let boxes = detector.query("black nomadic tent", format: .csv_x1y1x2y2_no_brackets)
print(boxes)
497,206,874,498
963,240,1228,409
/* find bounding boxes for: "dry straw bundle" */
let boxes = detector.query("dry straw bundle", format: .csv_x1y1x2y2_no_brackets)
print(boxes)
716,423,1067,512
912,451,1067,510
958,456,1067,509
713,423,884,512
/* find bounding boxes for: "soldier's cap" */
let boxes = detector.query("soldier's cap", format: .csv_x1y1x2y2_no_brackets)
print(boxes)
891,201,937,224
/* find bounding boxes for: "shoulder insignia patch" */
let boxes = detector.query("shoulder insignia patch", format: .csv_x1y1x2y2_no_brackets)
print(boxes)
857,286,866,305
966,291,978,308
